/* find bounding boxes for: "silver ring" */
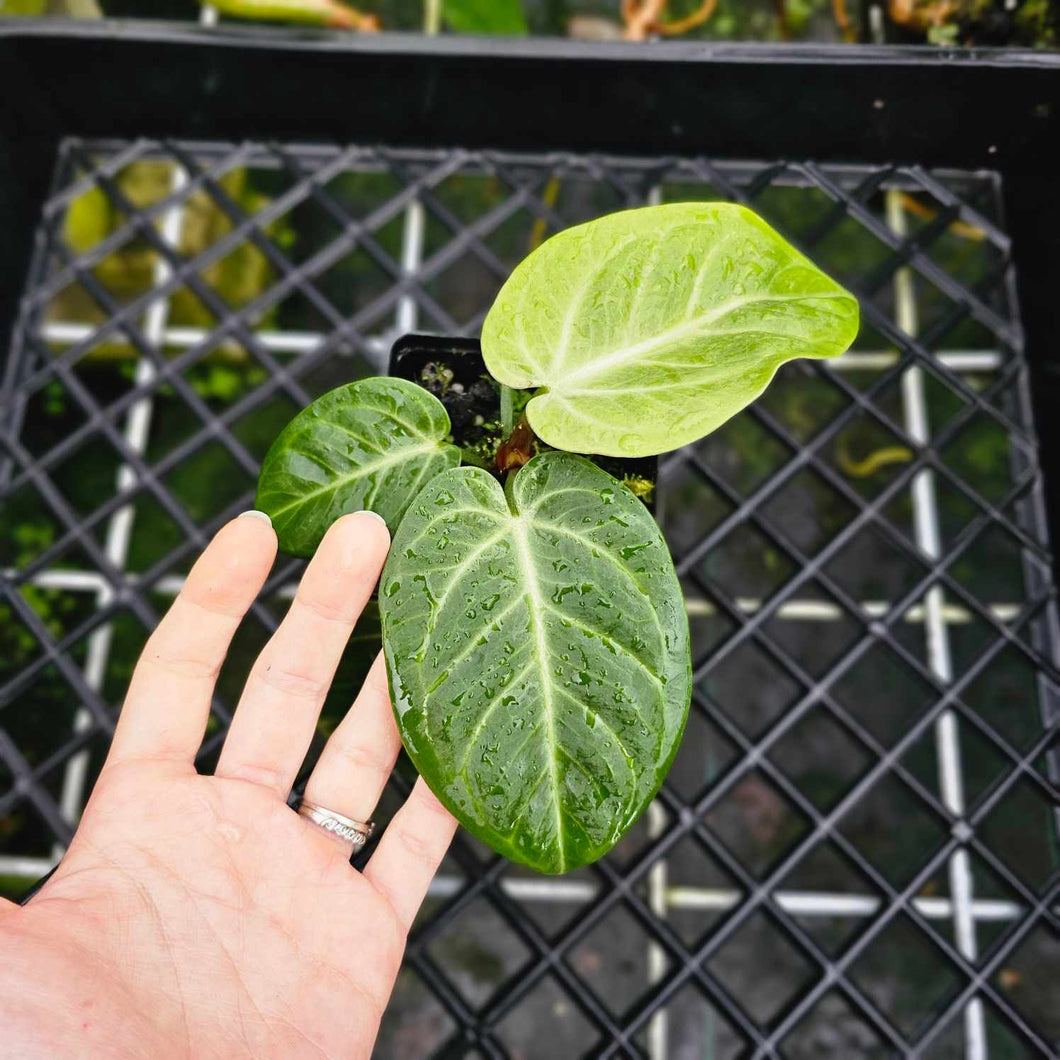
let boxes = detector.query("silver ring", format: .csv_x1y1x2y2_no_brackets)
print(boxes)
298,800,375,849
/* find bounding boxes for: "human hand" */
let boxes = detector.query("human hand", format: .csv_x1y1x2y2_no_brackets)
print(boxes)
0,510,457,1059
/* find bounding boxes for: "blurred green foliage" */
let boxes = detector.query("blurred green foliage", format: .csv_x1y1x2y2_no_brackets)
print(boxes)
443,0,526,33
3,0,1056,47
59,163,288,337
0,0,47,13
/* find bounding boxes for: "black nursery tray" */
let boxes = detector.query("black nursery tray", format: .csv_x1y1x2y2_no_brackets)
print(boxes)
1,22,1059,1060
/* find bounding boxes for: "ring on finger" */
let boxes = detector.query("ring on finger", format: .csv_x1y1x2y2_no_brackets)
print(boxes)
297,799,375,850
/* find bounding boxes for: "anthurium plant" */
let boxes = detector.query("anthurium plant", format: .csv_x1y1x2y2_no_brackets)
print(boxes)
256,202,859,873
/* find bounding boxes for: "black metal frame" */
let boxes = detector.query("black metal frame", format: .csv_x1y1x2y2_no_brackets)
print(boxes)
1,24,1058,1059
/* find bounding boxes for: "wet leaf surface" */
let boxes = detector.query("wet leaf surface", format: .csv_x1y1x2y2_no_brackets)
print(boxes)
255,377,460,555
482,202,858,458
380,452,691,873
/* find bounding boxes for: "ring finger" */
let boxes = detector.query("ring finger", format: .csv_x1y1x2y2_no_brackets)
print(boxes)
300,652,401,842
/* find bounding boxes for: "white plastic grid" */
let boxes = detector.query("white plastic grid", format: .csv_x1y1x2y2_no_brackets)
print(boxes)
2,140,1054,1059
52,164,191,861
887,187,984,1060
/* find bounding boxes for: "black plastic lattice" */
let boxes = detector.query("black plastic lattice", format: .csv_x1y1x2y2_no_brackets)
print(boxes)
1,139,1058,1059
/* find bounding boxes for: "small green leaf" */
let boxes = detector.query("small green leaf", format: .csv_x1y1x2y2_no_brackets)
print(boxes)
379,452,691,874
482,202,859,458
443,0,527,35
255,377,460,556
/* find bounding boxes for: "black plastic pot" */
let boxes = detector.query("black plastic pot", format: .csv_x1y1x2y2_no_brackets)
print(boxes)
388,332,660,511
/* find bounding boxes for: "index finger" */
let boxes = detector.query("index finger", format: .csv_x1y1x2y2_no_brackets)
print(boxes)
106,511,277,769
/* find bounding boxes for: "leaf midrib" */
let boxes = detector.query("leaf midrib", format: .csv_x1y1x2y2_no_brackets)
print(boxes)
525,518,667,646
544,290,850,391
267,440,445,519
513,516,566,874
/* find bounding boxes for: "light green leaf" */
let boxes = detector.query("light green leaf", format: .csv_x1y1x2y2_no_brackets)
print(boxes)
379,452,690,874
443,0,527,35
481,202,859,457
255,377,460,556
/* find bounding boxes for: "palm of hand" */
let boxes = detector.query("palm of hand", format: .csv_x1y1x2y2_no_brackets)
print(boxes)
1,513,455,1059
33,765,400,1057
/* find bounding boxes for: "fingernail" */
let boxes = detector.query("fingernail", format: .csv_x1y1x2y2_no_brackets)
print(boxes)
353,509,389,530
239,510,273,527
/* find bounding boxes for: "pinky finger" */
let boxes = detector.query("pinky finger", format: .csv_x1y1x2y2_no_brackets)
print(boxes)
363,777,457,932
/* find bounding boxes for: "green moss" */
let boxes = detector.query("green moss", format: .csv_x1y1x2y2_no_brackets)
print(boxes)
621,474,655,501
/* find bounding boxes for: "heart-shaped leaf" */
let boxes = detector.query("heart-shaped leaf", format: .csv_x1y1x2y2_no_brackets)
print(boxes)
256,377,460,556
379,452,690,874
481,202,859,457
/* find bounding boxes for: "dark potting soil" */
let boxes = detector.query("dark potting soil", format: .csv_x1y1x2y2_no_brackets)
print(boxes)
388,334,658,507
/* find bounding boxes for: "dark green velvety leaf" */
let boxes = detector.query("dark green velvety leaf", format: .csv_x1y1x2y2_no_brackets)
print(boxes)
256,377,460,556
379,452,691,874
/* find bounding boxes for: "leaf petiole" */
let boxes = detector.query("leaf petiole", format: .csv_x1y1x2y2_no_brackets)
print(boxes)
456,445,494,470
500,382,515,435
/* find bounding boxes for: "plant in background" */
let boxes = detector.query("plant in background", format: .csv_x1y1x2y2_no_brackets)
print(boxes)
192,0,527,35
256,203,859,872
61,164,290,344
200,0,379,30
886,0,1057,45
622,0,719,39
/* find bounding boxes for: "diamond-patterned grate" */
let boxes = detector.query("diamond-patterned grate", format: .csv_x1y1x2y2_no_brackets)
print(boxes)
1,139,1058,1059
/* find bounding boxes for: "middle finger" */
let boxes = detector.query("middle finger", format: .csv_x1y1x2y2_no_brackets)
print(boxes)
215,510,390,796
300,651,402,835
